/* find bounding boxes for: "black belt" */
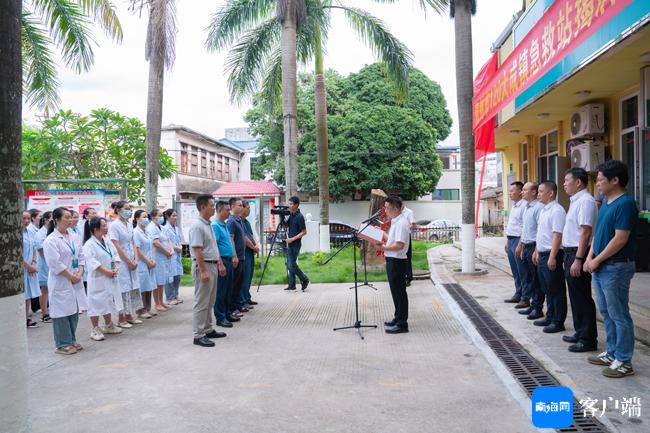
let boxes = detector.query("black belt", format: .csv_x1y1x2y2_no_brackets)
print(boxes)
194,258,229,264
563,247,579,253
603,257,634,265
538,251,550,256
522,241,536,246
507,236,520,240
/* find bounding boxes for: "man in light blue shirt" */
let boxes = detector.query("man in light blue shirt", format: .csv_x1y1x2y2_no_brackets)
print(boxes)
516,182,544,320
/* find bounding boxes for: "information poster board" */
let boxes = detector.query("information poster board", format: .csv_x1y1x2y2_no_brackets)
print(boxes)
26,189,121,218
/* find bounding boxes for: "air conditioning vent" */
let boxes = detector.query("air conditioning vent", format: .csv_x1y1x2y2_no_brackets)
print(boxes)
570,142,605,172
570,104,605,139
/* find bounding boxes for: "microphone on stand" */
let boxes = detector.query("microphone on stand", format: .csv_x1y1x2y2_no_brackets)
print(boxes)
361,209,382,225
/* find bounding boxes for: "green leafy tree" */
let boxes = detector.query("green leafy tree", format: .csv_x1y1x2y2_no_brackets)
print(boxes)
22,0,123,111
247,64,450,199
22,108,176,203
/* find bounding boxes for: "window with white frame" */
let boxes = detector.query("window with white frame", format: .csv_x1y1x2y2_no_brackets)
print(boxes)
537,130,559,184
521,142,529,183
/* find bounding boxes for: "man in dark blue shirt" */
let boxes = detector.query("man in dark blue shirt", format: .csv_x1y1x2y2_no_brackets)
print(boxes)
584,160,638,378
226,197,246,319
240,201,260,308
285,196,309,291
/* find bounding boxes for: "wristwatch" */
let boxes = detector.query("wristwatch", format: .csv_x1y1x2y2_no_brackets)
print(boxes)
575,256,585,262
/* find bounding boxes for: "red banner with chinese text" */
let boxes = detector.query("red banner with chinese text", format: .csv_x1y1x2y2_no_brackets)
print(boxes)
472,0,632,131
474,52,498,160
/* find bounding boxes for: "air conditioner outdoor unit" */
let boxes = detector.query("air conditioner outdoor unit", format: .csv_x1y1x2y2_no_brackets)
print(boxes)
570,104,605,139
571,142,605,172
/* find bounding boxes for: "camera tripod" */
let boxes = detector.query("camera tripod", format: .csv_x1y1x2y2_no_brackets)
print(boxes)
256,214,288,293
324,219,379,339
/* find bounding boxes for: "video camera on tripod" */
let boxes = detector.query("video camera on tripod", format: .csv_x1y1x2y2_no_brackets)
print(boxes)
270,205,290,218
256,205,291,292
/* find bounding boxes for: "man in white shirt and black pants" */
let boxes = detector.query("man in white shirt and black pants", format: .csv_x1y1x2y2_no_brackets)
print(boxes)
377,195,411,334
504,181,527,305
533,181,567,334
562,168,598,352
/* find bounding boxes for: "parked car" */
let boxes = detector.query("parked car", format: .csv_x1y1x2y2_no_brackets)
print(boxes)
422,219,458,242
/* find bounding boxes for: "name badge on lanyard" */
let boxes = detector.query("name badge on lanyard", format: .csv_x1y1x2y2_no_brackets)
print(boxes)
65,237,78,269
96,240,115,270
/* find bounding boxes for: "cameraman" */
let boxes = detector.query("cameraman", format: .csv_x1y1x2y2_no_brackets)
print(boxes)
284,196,310,291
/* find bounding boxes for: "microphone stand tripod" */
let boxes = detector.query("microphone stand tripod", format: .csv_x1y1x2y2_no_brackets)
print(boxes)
324,218,380,339
256,214,288,292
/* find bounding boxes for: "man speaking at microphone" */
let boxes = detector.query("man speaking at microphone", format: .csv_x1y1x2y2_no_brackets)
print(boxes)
376,195,411,334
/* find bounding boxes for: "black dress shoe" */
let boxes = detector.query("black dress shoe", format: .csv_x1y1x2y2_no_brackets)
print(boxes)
301,280,309,292
568,342,598,352
384,319,397,327
527,310,544,320
193,336,215,347
514,300,530,309
562,335,579,343
385,324,409,334
248,300,258,305
205,330,227,339
533,319,551,327
227,315,241,322
405,280,412,287
216,320,233,328
543,324,565,333
518,307,533,315
239,306,250,313
284,286,297,291
504,296,520,303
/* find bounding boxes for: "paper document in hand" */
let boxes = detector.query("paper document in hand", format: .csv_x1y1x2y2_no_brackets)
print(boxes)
357,224,384,243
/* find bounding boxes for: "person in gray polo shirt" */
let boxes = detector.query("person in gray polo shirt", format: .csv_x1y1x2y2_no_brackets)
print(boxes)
189,194,226,347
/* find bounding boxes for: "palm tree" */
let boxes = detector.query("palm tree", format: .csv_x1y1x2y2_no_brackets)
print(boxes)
22,0,123,112
131,0,177,208
1,1,29,431
424,0,475,272
206,0,413,249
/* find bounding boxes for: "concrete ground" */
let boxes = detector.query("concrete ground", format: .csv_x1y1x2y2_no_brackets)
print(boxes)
431,244,650,433
25,279,537,433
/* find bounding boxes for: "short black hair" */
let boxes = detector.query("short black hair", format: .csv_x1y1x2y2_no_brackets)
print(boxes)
82,207,95,218
527,182,539,194
565,167,588,187
216,200,229,212
510,181,524,190
195,194,214,211
229,197,242,207
596,159,629,188
385,195,403,209
540,180,558,195
288,196,300,205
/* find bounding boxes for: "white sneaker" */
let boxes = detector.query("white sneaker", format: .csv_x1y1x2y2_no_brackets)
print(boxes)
132,318,144,324
118,321,132,328
176,298,184,304
138,312,153,319
102,323,123,334
169,299,179,306
90,327,105,341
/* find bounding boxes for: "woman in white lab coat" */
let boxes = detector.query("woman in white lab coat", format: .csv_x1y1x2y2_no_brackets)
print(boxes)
22,211,41,328
67,209,88,314
35,211,52,322
147,208,173,312
133,210,156,319
82,217,124,341
108,201,143,328
162,208,184,305
43,207,85,355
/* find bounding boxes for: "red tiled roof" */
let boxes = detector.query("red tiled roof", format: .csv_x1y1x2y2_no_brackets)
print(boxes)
213,181,281,198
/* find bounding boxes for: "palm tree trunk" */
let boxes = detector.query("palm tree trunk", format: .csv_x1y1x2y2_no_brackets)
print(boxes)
0,1,29,430
314,23,329,251
145,27,164,209
454,0,476,272
280,3,299,199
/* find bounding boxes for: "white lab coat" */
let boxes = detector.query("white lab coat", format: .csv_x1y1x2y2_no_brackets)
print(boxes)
83,236,124,316
43,230,88,318
108,219,140,293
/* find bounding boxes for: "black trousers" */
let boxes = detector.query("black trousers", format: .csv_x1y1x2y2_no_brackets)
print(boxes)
563,250,598,345
386,257,409,326
537,250,567,326
405,235,413,281
229,260,244,312
521,242,544,311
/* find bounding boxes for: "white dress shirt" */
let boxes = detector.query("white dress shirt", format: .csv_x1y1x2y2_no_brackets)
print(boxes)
562,189,597,248
535,201,566,252
385,214,411,259
505,199,525,237
521,200,544,244
401,207,415,225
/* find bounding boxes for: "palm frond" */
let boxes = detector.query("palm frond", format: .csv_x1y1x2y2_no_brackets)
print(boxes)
145,0,177,68
297,0,329,63
330,5,413,99
224,18,281,103
31,0,96,72
22,13,61,112
259,49,283,115
205,0,277,52
364,0,449,15
76,0,124,42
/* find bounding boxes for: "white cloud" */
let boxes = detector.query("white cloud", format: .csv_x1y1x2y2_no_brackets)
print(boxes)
23,0,523,145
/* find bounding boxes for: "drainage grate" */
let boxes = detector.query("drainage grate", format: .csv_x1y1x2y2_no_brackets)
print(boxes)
443,283,609,433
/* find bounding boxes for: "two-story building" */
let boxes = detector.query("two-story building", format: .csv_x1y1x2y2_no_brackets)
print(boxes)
158,124,244,208
475,0,650,211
